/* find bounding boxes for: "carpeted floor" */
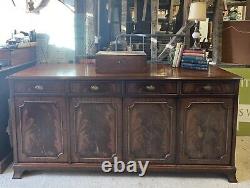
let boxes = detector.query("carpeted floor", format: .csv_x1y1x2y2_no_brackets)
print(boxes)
0,136,250,188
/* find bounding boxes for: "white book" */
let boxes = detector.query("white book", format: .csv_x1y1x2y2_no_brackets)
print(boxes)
172,42,182,68
176,44,185,68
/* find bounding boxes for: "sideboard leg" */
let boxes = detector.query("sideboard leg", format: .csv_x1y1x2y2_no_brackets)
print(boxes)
227,172,238,183
13,168,25,179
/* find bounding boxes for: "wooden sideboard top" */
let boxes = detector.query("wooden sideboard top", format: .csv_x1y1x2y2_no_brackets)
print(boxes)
9,63,241,80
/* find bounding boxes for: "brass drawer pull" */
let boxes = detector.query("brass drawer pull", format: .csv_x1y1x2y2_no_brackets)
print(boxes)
203,85,212,91
90,85,99,91
145,85,156,91
34,85,44,91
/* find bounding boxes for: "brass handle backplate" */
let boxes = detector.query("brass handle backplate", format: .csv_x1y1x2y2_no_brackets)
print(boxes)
90,85,99,91
117,59,126,64
203,85,212,91
34,85,44,91
145,85,156,91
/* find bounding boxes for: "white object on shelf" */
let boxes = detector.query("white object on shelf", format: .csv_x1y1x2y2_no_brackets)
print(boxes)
199,18,209,42
17,42,37,48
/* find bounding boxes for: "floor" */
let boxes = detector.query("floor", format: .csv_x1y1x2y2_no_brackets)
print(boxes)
0,137,250,188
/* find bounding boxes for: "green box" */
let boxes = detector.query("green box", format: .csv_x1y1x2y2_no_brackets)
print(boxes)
223,68,250,136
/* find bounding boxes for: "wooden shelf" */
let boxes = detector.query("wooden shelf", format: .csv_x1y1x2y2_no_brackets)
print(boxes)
227,1,246,6
158,17,167,21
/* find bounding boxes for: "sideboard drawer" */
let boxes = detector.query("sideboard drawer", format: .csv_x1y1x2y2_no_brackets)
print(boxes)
182,81,235,94
14,80,64,93
126,81,177,95
70,81,122,95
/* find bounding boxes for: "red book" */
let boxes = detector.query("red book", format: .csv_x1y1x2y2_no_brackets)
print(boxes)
183,49,204,54
182,52,205,57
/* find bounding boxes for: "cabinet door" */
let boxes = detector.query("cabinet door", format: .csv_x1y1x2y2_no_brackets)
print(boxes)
15,97,68,162
179,98,233,165
70,98,122,163
124,98,176,164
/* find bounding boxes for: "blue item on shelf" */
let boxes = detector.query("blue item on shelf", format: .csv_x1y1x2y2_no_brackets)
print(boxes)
182,55,205,61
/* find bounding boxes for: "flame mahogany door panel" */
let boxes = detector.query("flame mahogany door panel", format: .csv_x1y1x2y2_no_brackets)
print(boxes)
14,97,68,163
124,98,176,164
70,97,122,163
179,98,233,165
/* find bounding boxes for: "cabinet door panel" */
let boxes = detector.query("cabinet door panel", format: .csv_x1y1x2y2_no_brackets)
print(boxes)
70,98,122,163
179,98,233,165
15,97,67,162
124,98,176,163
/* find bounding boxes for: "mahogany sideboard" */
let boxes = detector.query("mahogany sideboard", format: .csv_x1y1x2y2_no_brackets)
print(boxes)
8,63,240,182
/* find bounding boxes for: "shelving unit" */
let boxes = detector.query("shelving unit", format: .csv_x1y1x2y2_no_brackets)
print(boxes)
125,0,171,59
226,1,246,6
157,0,180,32
224,0,248,20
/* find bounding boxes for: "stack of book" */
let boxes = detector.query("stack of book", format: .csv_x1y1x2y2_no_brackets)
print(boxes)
172,42,184,68
181,49,208,71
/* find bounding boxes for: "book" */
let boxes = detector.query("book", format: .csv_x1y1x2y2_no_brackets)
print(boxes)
181,66,208,71
181,62,208,68
181,63,208,71
175,44,185,68
181,48,208,71
182,52,205,57
182,56,205,61
181,65,208,71
172,42,182,68
181,60,208,65
183,49,204,54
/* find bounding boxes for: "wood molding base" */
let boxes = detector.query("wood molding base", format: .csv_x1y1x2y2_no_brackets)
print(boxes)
12,163,236,182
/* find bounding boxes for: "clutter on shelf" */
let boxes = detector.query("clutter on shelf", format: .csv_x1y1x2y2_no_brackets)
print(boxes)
2,30,36,49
